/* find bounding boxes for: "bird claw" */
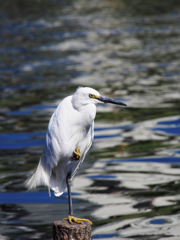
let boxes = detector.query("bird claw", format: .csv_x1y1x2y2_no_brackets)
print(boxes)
72,147,81,160
63,215,92,225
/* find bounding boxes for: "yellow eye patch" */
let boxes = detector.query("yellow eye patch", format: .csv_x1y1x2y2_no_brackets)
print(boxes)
89,94,96,99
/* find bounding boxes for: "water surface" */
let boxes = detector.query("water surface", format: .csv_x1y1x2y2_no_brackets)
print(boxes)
1,0,180,239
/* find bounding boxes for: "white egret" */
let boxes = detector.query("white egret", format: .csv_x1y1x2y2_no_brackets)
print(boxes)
26,87,127,224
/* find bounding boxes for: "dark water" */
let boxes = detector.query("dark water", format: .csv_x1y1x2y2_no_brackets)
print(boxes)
1,0,180,239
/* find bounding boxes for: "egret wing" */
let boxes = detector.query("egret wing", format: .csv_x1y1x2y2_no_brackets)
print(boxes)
26,96,74,193
70,121,94,181
45,96,75,174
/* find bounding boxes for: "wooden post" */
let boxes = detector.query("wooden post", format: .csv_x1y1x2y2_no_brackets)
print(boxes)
53,220,92,240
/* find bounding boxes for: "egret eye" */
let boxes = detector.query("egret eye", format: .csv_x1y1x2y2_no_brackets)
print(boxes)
89,94,95,99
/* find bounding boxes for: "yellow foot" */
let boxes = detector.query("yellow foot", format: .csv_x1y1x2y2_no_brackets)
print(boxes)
63,215,92,225
73,147,81,160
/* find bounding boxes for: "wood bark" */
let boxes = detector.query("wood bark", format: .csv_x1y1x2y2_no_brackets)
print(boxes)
53,220,92,240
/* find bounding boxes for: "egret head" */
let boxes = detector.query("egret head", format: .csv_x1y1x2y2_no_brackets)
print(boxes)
72,87,127,110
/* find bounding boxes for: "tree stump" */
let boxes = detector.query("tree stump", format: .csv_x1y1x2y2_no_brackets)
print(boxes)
53,220,92,240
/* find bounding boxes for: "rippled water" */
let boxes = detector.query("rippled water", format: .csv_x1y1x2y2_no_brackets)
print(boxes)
1,0,180,239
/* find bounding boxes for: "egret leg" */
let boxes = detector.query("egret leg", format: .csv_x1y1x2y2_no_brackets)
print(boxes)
63,172,92,225
67,172,73,216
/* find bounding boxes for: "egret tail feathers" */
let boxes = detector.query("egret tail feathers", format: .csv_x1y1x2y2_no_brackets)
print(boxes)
26,160,50,195
50,172,67,197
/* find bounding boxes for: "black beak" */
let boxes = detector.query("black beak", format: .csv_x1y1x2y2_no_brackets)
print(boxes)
96,95,128,106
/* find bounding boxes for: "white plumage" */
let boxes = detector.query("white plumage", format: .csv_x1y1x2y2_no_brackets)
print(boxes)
26,87,99,196
26,86,127,224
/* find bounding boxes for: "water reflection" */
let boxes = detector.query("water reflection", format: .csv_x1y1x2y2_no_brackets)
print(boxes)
92,214,180,239
1,0,180,239
0,132,45,149
0,192,70,204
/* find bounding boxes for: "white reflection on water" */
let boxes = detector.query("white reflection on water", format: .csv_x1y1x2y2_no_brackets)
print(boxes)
72,160,180,219
92,214,180,239
118,214,180,238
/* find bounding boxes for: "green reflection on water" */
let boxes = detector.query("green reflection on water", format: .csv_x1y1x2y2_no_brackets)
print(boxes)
150,180,180,193
126,140,168,155
110,0,180,16
92,140,168,159
93,203,180,227
0,86,74,110
96,105,180,123
0,0,70,20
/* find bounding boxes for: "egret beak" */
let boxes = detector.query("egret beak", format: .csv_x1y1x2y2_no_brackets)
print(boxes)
96,95,128,106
